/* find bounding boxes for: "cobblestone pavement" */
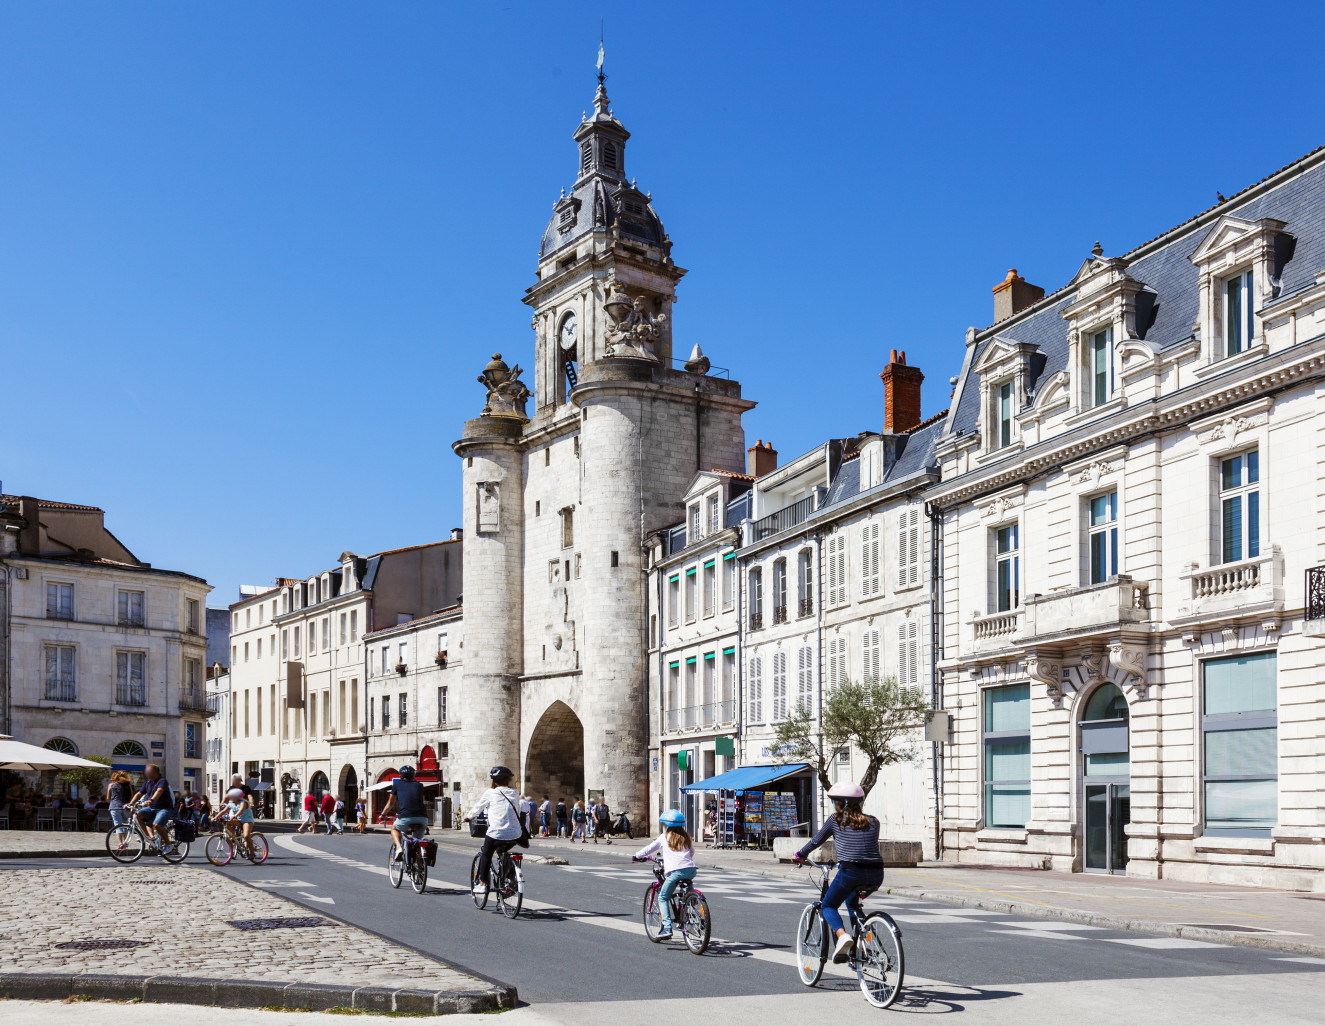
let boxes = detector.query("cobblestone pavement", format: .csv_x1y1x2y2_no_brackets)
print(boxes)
0,864,497,993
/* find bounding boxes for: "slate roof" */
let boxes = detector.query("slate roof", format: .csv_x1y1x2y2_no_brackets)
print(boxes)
821,415,946,509
950,147,1325,436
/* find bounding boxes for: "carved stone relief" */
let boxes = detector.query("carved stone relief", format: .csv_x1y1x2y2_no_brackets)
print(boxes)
477,482,500,533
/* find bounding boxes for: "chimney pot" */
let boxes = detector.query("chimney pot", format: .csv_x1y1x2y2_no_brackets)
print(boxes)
747,440,778,477
992,268,1045,323
880,357,925,434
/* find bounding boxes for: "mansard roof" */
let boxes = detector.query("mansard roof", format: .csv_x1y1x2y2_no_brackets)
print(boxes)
948,146,1325,437
821,414,946,509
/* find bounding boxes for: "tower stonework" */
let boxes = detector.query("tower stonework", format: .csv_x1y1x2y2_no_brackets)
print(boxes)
454,74,754,827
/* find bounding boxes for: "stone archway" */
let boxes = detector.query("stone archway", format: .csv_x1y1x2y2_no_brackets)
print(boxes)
524,700,584,805
338,764,359,810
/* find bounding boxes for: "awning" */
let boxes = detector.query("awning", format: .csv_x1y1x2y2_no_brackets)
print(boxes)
680,763,812,794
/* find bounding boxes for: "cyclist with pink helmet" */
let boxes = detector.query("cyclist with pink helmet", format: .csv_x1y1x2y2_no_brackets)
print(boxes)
792,781,883,963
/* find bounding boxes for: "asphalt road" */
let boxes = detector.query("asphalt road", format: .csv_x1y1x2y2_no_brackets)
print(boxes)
4,835,1325,1020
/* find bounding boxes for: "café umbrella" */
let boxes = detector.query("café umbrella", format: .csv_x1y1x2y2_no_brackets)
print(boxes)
0,735,107,771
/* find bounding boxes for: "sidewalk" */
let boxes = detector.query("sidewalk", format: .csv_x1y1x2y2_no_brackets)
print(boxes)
0,864,515,1013
443,831,1325,957
0,829,103,859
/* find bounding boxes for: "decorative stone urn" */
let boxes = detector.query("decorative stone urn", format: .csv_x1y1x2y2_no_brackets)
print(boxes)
477,352,531,420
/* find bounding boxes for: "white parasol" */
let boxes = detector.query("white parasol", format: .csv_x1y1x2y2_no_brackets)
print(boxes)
0,735,108,771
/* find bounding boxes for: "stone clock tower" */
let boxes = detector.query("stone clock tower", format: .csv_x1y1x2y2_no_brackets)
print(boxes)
453,69,755,828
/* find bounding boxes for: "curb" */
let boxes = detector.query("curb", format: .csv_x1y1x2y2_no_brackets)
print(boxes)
0,849,104,860
0,972,517,1014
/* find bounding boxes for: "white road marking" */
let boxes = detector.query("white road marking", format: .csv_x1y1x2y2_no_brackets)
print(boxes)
297,891,335,905
1273,956,1325,965
1105,937,1223,949
997,921,1104,930
890,913,979,924
989,930,1085,941
247,880,317,889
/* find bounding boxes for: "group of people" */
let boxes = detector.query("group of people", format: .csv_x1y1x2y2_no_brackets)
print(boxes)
297,789,355,835
513,794,622,842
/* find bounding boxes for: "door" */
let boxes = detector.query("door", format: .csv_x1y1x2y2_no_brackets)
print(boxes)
1084,782,1130,873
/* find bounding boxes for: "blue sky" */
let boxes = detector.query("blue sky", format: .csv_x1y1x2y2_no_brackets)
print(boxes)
5,2,1324,605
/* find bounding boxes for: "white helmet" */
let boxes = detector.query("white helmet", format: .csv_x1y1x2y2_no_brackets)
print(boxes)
827,781,865,800
226,788,246,801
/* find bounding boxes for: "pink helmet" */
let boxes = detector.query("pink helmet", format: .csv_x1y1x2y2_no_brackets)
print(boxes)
827,781,865,799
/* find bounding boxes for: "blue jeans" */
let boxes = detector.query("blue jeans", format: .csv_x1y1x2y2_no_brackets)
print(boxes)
821,862,884,937
109,809,128,828
658,867,697,931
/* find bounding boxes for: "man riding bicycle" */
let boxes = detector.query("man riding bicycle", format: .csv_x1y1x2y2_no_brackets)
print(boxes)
464,765,524,896
382,765,428,858
129,764,175,850
792,781,884,964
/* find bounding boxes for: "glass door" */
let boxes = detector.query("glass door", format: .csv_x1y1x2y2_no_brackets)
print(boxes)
1084,782,1130,873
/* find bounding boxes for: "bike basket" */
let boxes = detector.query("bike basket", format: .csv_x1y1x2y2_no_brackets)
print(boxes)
469,815,488,838
174,820,197,843
422,839,438,866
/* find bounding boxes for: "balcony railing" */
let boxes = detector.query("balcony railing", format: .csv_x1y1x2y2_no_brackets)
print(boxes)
179,688,217,716
44,679,77,702
772,604,788,625
116,683,147,707
798,596,813,618
753,495,815,540
972,610,1022,649
749,612,763,631
664,700,739,732
1308,565,1325,621
1175,546,1284,626
118,616,145,628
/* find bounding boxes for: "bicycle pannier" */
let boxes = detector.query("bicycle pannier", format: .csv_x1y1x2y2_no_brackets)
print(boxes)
175,819,197,843
469,814,488,838
422,838,438,866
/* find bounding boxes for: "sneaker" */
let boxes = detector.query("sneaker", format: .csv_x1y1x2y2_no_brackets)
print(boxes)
472,884,489,896
831,932,855,964
657,929,673,940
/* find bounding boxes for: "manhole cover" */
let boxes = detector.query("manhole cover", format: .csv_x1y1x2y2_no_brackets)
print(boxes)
55,939,149,951
227,917,329,932
1183,923,1275,933
129,880,176,885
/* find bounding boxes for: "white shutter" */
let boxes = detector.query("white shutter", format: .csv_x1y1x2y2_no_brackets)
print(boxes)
861,520,880,598
861,629,880,683
797,645,814,715
907,620,919,687
772,650,788,721
897,621,919,687
748,657,763,723
897,507,920,589
826,535,841,606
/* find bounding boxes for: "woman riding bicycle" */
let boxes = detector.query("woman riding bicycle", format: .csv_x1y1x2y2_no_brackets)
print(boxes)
464,765,524,896
223,787,256,854
792,781,883,964
633,808,696,940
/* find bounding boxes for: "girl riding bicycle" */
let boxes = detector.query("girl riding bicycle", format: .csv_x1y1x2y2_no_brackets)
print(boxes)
633,809,696,940
792,781,883,964
223,787,256,855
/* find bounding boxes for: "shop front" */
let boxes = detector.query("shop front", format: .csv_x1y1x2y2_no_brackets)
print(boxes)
681,763,816,849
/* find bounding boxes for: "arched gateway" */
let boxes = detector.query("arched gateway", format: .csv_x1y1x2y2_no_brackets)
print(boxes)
524,701,584,802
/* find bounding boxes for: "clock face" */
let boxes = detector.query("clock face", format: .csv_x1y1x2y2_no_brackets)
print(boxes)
559,314,578,352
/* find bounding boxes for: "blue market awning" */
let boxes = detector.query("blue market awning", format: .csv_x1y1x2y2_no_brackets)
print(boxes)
680,763,811,794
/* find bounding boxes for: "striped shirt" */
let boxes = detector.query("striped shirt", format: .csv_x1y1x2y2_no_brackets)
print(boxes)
797,814,882,865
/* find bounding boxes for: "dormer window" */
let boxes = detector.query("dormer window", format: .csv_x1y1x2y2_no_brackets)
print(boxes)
1088,327,1114,407
996,381,1014,448
1222,268,1254,358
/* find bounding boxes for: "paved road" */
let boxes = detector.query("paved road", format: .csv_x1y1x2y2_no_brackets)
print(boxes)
4,836,1325,1022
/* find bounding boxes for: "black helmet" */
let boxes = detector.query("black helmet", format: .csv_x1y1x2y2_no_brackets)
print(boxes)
398,765,416,779
489,765,514,783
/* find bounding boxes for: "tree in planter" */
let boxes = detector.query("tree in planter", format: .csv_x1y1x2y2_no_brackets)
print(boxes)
773,676,929,797
59,754,112,803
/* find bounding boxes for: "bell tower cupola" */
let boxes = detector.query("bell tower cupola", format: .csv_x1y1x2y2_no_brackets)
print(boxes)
573,70,629,185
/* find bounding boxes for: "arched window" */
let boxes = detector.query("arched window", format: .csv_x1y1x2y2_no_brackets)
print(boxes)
43,737,77,755
1082,683,1128,722
112,740,146,758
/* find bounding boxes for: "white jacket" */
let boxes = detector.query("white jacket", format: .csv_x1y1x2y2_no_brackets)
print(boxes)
469,786,524,841
635,832,697,874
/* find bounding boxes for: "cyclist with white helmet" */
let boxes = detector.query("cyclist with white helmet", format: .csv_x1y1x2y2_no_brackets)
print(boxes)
633,809,696,940
222,785,256,856
464,766,525,896
792,781,884,963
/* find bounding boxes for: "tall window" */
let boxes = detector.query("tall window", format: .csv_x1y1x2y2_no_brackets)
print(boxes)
244,642,250,663
255,686,262,735
381,695,390,729
187,600,200,632
826,534,847,606
116,652,146,706
708,495,720,534
772,559,787,623
983,683,1031,829
339,613,347,645
46,582,74,620
1088,492,1119,584
797,549,813,617
826,635,847,691
350,609,358,640
399,693,408,728
185,659,200,691
438,686,448,725
995,525,1020,612
322,618,330,650
897,507,920,589
398,641,407,668
722,553,736,608
561,508,574,548
685,567,697,622
381,646,390,675
997,381,1013,448
667,574,679,628
860,628,880,683
308,622,316,655
797,645,814,714
747,656,764,723
721,648,735,714
860,520,881,598
897,620,918,687
685,659,697,718
702,653,716,715
293,626,301,658
1223,268,1254,358
309,692,318,736
1203,653,1277,835
703,560,716,617
771,650,788,721
688,504,701,542
1089,327,1113,407
256,638,262,659
1220,450,1260,563
667,662,680,719
749,567,763,629
43,646,76,702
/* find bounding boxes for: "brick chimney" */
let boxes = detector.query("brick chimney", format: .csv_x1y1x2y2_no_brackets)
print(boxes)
747,440,778,477
880,350,924,434
992,268,1044,323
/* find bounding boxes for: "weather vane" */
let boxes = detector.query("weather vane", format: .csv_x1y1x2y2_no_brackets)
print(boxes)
597,21,605,86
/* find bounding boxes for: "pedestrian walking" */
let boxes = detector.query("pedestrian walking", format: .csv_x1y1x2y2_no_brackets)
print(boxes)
297,791,317,833
320,792,337,835
593,798,612,844
555,797,569,838
334,797,346,835
538,796,551,837
105,771,132,830
355,800,367,834
571,799,588,841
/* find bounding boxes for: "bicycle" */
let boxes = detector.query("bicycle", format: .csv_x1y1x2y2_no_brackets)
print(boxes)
636,855,711,954
793,860,904,1008
470,844,524,919
388,825,429,894
105,804,191,865
204,816,269,866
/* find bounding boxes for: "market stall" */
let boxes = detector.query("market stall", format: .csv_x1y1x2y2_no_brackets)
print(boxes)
680,763,816,849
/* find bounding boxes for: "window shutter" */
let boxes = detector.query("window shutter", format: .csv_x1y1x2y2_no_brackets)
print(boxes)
772,650,787,721
858,520,880,598
861,628,880,683
797,645,813,714
897,507,920,588
749,657,763,723
908,620,919,687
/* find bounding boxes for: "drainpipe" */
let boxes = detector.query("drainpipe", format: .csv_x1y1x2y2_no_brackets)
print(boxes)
925,499,944,862
362,611,369,816
813,529,823,834
736,538,745,766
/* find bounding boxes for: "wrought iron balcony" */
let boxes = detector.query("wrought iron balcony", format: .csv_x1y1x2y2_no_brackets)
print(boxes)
44,679,77,702
1308,565,1325,622
664,700,738,733
116,684,147,707
772,604,788,625
179,687,216,715
798,596,814,618
749,612,763,631
753,495,815,541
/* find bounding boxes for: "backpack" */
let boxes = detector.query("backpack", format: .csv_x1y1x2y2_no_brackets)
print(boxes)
556,802,567,817
594,804,611,824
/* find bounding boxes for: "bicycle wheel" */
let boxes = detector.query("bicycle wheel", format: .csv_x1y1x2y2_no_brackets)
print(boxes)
105,824,144,864
497,861,522,919
641,883,663,942
160,831,190,864
247,833,269,864
856,912,904,1009
795,903,827,986
204,834,233,866
470,853,489,909
411,848,428,894
681,892,711,955
388,843,405,888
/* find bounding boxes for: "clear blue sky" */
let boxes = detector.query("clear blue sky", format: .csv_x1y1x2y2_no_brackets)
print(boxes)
5,2,1324,605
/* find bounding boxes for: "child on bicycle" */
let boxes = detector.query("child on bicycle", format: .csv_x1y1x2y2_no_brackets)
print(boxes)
633,809,696,940
223,787,256,856
792,781,883,964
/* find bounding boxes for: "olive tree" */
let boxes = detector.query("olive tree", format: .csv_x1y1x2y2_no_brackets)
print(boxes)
772,676,929,797
60,755,111,801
